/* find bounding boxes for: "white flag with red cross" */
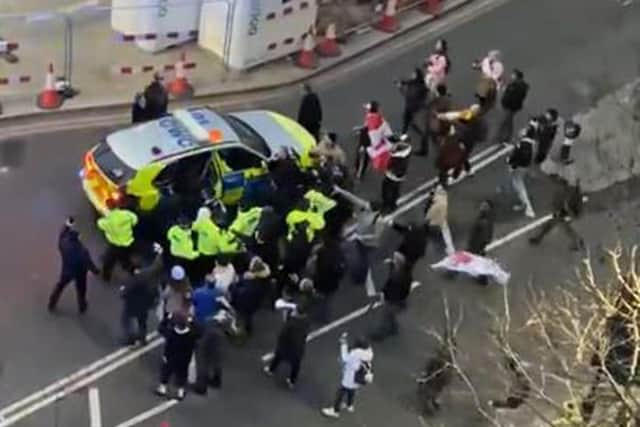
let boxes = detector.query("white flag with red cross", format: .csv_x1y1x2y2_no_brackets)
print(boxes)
431,251,510,285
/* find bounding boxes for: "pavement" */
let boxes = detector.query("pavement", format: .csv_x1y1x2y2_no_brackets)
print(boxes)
0,0,457,119
1,0,640,426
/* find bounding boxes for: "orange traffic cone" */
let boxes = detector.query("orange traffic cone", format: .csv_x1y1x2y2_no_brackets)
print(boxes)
166,52,194,100
316,23,341,57
422,0,442,16
374,0,399,33
296,33,318,69
36,63,63,110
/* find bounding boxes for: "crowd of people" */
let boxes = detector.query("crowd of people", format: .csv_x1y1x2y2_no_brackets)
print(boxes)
48,37,587,417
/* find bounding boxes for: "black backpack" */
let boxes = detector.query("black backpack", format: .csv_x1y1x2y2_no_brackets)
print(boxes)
354,361,373,386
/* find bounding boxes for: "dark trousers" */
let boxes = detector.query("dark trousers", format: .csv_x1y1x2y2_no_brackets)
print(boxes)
195,344,222,389
121,309,148,344
381,177,401,212
269,350,302,384
102,244,133,281
535,138,553,164
530,215,582,248
194,255,216,286
160,358,189,388
304,122,321,142
496,109,516,144
48,273,87,312
354,147,369,180
333,386,356,412
402,107,423,135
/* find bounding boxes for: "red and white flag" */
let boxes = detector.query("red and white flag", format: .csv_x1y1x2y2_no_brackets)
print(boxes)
431,251,510,285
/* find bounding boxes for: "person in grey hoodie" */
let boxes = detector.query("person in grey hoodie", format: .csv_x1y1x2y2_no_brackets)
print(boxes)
322,333,374,418
348,201,384,289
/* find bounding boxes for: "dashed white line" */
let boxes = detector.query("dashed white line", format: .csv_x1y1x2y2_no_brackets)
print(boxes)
113,400,179,427
88,387,102,427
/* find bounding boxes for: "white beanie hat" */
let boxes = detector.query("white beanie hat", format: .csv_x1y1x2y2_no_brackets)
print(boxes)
171,265,185,281
197,206,211,221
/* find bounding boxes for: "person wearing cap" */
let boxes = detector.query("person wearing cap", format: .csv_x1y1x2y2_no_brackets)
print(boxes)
97,204,138,282
192,207,222,283
380,140,412,212
161,265,192,318
48,217,100,314
156,312,201,400
264,300,311,389
496,69,529,145
143,72,168,121
297,83,323,141
166,217,199,283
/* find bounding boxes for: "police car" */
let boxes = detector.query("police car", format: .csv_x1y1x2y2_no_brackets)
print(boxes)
80,107,316,214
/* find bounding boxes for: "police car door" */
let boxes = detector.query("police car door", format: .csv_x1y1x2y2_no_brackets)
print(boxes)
214,144,270,206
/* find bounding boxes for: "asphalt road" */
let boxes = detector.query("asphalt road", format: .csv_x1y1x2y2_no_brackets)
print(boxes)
1,0,640,426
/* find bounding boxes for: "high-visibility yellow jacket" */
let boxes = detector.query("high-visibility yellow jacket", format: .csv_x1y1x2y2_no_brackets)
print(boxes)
286,209,325,242
97,208,138,247
304,190,337,217
191,216,222,256
218,229,243,255
167,225,199,260
229,206,263,238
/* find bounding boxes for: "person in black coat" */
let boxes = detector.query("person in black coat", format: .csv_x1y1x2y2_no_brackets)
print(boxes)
231,256,271,335
310,237,347,322
143,73,169,120
371,252,413,341
534,108,559,164
268,148,306,214
297,83,323,141
392,220,428,270
131,93,150,124
397,68,428,137
467,200,495,286
496,69,529,144
156,313,201,400
119,253,161,345
48,217,100,314
264,301,311,388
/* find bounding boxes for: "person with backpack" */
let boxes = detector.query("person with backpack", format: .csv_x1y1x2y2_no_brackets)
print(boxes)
528,178,585,251
321,333,374,418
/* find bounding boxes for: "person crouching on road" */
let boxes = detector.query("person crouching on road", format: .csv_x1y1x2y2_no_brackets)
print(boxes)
370,252,413,341
321,334,374,418
467,200,495,286
155,312,201,400
48,216,100,314
380,140,412,213
263,301,312,389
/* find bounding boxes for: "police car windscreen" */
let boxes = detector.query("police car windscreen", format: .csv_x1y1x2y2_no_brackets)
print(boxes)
223,115,270,157
93,142,135,183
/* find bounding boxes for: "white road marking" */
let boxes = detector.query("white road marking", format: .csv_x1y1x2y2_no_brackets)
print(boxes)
88,387,102,427
485,214,553,252
0,337,163,427
261,213,553,362
0,331,158,419
113,400,178,427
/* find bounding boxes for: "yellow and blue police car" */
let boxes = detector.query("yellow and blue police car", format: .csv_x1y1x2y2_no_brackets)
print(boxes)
80,107,316,214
